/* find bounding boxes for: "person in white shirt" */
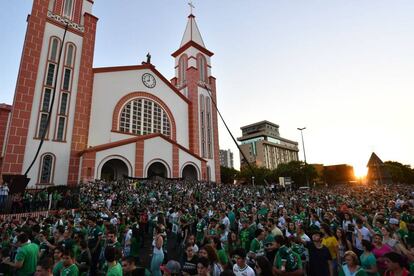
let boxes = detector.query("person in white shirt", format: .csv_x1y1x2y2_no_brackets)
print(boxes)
232,248,255,276
0,183,8,208
353,217,372,255
220,211,230,232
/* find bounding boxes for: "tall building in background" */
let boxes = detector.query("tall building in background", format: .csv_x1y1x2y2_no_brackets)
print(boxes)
238,121,299,169
0,0,221,186
323,164,355,185
219,149,234,168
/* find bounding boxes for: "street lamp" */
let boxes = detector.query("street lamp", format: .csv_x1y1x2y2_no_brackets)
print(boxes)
297,127,309,187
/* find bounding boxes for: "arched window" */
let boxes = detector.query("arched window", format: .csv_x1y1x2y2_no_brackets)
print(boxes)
39,153,55,184
50,38,59,62
200,95,206,158
119,98,171,137
178,55,187,86
55,42,76,141
197,54,207,82
48,0,55,11
65,44,75,67
206,97,212,158
63,0,74,19
37,37,60,138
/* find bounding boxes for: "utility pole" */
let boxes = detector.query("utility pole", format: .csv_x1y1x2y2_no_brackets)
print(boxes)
297,127,309,187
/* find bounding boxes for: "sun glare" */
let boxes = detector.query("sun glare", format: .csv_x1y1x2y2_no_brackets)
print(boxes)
354,165,367,178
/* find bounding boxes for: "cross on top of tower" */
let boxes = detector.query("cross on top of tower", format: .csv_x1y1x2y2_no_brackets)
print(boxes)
188,1,195,15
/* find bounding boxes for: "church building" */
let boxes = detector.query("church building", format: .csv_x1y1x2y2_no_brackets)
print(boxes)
0,0,221,187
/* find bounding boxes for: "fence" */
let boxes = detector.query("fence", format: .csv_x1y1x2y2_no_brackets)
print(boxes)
0,209,77,220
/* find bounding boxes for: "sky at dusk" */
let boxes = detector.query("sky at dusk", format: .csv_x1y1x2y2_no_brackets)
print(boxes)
1,1,413,176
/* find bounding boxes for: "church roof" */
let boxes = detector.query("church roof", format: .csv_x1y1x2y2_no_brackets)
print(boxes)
180,14,205,48
79,133,206,162
172,14,214,58
92,63,190,105
367,152,384,167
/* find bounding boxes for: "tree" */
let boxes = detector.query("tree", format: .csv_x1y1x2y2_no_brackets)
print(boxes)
237,165,272,185
275,161,318,188
220,166,239,184
384,161,414,184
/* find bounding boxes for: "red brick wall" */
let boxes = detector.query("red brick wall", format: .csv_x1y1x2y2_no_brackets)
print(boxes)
67,13,98,185
1,0,49,176
172,145,179,177
0,105,12,176
80,151,95,182
53,0,63,14
201,161,207,181
186,67,200,155
209,77,221,183
135,140,144,176
73,0,83,24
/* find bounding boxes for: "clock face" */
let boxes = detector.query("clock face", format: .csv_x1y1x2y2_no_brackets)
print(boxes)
142,73,156,88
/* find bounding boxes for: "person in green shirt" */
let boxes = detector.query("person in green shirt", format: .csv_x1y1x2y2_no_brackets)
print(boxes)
273,235,301,274
195,214,207,245
339,251,367,276
249,228,265,258
61,248,79,276
227,208,236,231
38,230,50,259
239,219,251,252
2,232,39,276
75,240,91,276
210,236,228,269
105,246,122,276
52,246,65,276
36,257,54,276
360,240,379,276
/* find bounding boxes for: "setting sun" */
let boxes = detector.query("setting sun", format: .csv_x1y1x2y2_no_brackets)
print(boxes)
354,165,368,178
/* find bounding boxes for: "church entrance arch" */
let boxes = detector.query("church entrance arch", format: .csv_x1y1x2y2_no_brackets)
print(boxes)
182,164,198,180
147,161,169,179
100,158,129,181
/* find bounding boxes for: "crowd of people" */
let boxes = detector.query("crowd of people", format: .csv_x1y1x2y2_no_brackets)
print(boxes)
0,178,413,276
0,183,78,214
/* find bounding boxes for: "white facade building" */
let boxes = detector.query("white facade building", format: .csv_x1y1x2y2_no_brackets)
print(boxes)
0,0,221,187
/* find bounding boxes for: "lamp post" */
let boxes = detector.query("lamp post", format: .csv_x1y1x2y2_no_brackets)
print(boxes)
297,127,309,187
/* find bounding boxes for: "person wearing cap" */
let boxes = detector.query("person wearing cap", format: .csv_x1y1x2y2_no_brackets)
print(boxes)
231,248,255,276
161,260,181,276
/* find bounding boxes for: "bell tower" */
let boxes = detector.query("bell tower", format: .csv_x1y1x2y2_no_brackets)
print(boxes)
171,13,221,183
1,0,98,187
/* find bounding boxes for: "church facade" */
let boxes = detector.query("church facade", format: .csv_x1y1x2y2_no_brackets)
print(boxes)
0,0,221,187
